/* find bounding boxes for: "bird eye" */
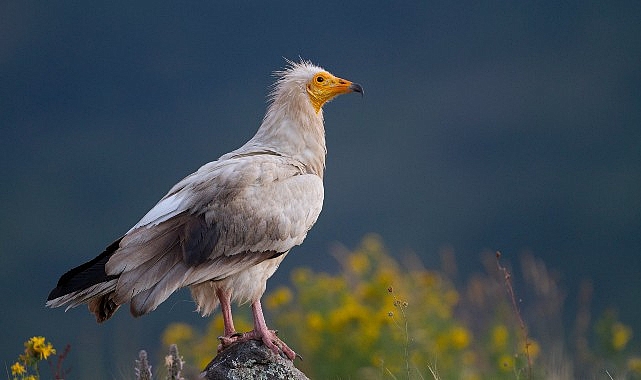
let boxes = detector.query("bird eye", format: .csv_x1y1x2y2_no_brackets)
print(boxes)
316,76,324,83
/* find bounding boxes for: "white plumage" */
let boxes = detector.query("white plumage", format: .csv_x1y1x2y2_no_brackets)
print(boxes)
47,60,362,360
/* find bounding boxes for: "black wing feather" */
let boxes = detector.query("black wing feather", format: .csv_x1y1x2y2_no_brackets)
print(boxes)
47,238,122,301
180,215,218,267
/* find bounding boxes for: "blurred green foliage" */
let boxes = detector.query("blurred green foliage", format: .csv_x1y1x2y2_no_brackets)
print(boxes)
161,234,641,379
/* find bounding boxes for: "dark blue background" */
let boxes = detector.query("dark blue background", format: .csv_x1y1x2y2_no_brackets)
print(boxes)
2,1,640,377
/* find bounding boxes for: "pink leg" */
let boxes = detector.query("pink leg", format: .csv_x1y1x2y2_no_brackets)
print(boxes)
216,288,236,336
245,299,296,360
216,288,240,351
215,297,297,360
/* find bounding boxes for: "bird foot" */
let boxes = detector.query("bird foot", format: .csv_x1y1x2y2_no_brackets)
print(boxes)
218,329,296,361
217,332,243,352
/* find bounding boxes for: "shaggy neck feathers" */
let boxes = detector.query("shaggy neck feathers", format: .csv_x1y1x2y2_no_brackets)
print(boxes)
235,62,327,177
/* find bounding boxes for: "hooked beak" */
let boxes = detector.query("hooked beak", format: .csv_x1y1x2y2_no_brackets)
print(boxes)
348,82,363,95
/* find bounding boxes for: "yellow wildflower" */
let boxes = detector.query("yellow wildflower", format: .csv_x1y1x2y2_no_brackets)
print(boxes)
628,356,641,373
491,325,509,350
450,326,471,349
11,361,27,375
162,323,194,346
435,334,449,351
291,267,312,284
375,270,397,289
39,343,56,360
28,336,46,347
26,336,56,360
371,352,384,367
498,354,515,372
361,233,383,253
612,322,632,351
359,315,382,347
317,274,345,293
347,252,370,275
265,286,293,310
525,339,540,360
306,312,324,332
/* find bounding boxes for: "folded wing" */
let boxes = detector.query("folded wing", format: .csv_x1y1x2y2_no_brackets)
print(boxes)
47,154,324,320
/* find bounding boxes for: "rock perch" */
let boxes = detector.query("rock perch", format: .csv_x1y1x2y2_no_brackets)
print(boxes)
201,340,309,380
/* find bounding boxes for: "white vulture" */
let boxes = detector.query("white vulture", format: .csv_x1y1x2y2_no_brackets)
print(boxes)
46,60,362,360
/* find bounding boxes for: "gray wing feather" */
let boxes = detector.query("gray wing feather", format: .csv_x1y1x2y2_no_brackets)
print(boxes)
128,250,282,316
102,155,323,315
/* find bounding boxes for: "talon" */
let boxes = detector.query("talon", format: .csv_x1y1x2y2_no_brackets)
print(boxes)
216,300,298,361
218,332,244,351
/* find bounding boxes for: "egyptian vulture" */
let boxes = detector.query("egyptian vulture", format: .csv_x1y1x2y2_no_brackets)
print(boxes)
46,60,362,360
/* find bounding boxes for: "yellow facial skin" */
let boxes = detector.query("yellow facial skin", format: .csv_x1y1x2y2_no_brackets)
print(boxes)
306,72,363,113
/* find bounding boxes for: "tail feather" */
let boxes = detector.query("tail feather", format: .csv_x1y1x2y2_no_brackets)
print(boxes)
46,238,123,322
88,293,121,323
